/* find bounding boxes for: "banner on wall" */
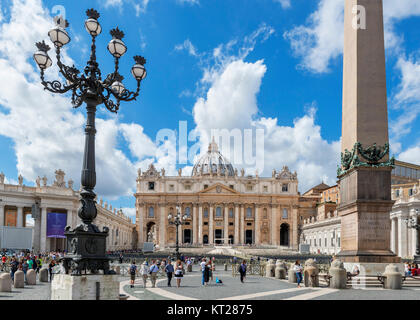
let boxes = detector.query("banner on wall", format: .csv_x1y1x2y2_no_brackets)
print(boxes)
47,212,67,238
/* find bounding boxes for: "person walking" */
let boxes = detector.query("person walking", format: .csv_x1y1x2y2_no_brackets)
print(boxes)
204,261,210,286
140,261,149,288
36,256,42,274
48,260,55,282
239,260,247,283
10,257,18,281
129,261,137,288
149,260,159,288
200,258,207,286
294,261,303,288
174,260,184,288
165,260,174,287
22,259,29,283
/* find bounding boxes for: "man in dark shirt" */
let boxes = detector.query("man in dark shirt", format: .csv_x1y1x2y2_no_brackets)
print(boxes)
165,260,174,287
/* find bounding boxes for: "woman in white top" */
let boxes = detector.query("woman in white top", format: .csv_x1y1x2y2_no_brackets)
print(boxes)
293,261,303,288
140,261,149,288
174,260,184,288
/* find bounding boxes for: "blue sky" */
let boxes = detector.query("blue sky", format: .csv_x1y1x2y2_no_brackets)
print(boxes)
0,0,419,222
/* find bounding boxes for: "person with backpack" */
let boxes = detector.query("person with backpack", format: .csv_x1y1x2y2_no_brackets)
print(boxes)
165,260,174,287
294,261,303,288
129,261,137,288
48,260,55,282
149,260,159,288
10,257,19,281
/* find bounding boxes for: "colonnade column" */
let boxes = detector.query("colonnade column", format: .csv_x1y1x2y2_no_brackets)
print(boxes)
254,205,260,245
0,204,4,226
17,207,23,228
198,205,203,245
193,204,198,244
159,204,166,248
410,210,418,258
224,206,229,245
209,205,214,245
66,209,73,229
398,216,408,258
240,205,244,244
40,207,47,252
234,205,239,245
390,217,397,254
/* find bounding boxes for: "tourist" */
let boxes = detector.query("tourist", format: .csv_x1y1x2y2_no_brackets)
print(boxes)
129,261,137,288
174,260,184,288
187,258,193,272
119,254,124,264
200,258,207,286
149,260,159,288
10,257,19,281
28,257,33,270
48,260,55,282
294,261,303,288
32,256,37,271
404,262,410,277
140,261,149,288
36,256,42,274
350,264,360,277
165,260,174,287
204,261,211,286
210,260,214,281
22,259,29,283
1,255,6,271
239,260,247,283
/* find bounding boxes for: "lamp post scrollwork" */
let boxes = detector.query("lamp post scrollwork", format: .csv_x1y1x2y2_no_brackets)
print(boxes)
168,206,187,261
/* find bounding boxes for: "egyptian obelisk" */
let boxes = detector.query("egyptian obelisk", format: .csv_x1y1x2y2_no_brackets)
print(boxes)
337,0,400,269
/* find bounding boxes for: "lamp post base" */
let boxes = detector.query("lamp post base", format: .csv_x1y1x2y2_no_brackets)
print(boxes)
63,224,115,276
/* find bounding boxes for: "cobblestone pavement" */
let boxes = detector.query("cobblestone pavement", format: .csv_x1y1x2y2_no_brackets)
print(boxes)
120,266,420,301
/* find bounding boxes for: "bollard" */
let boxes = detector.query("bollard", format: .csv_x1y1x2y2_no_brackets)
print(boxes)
187,264,193,272
383,264,402,290
304,259,319,288
115,266,121,275
288,264,297,283
0,273,12,292
265,259,275,277
328,260,347,289
14,270,25,288
26,269,37,285
275,261,287,280
39,268,49,282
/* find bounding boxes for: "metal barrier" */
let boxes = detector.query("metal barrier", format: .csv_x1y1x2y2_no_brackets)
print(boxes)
231,263,265,277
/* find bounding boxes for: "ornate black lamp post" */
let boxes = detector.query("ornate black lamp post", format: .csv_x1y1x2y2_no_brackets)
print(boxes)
33,9,147,275
406,209,420,264
168,206,187,261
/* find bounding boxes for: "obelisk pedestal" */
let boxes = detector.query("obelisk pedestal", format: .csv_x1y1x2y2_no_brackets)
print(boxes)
336,0,401,274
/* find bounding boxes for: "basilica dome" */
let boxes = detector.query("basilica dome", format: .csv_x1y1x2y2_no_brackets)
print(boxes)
192,139,235,177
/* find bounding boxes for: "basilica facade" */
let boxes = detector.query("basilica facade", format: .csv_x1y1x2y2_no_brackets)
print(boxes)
135,141,317,250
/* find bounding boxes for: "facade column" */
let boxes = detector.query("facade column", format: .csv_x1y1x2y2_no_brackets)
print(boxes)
234,204,239,245
398,216,408,258
40,207,47,252
66,209,73,228
224,205,229,245
193,204,198,245
209,205,214,245
138,204,144,249
410,210,418,258
240,205,244,244
198,205,203,245
390,217,397,254
254,205,260,245
159,205,166,248
271,205,277,246
0,204,4,226
17,207,23,228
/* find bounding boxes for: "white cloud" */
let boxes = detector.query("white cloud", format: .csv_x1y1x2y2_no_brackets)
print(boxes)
174,39,199,57
176,0,200,5
284,0,420,74
274,0,291,9
0,0,169,200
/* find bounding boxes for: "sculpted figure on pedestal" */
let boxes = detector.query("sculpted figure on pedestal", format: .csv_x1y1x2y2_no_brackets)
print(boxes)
36,176,41,188
0,172,5,184
18,174,23,186
42,176,48,186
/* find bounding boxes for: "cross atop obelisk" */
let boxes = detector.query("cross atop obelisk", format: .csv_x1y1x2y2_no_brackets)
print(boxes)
337,0,399,269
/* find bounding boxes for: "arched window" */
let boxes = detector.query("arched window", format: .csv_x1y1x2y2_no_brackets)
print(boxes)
185,207,191,217
148,206,154,218
282,208,288,219
204,208,209,218
246,207,252,218
229,209,234,218
216,207,222,217
203,234,209,244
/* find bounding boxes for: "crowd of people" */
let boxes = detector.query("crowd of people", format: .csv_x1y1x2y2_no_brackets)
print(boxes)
405,262,420,277
1,251,63,283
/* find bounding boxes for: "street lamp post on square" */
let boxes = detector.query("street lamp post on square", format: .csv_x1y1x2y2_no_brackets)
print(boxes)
33,9,147,275
168,206,188,261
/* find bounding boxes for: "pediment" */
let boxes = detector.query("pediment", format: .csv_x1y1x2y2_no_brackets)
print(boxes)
198,183,239,195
